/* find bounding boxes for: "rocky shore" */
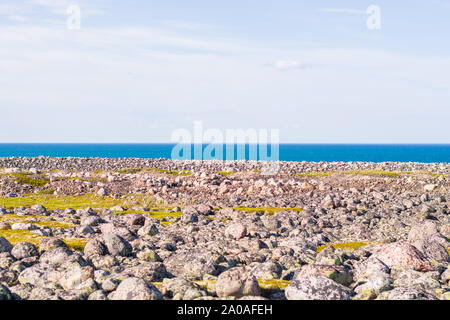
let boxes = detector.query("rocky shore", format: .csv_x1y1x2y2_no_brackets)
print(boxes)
0,157,449,300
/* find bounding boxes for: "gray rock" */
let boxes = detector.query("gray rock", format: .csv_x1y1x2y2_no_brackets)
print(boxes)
39,247,73,267
160,277,207,300
18,263,57,286
137,224,159,237
11,223,37,231
285,275,352,300
30,204,47,215
110,277,162,300
102,233,132,257
102,278,120,292
84,239,108,257
81,215,103,227
0,237,13,253
11,242,39,260
38,238,68,253
126,262,168,282
387,287,438,300
88,290,108,300
215,267,260,298
0,283,13,300
354,275,393,299
250,261,283,280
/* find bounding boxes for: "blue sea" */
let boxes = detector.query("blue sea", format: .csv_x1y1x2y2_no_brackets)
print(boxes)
0,144,449,163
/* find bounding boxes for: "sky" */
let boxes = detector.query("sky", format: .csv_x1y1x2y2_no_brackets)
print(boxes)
0,0,449,143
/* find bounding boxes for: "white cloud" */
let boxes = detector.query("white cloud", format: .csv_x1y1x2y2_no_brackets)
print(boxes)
0,3,24,15
8,15,28,22
0,22,449,143
321,8,366,15
273,60,306,70
158,20,217,31
29,0,106,16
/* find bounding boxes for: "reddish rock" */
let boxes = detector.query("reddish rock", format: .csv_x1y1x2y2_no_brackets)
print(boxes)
374,242,435,272
225,223,247,240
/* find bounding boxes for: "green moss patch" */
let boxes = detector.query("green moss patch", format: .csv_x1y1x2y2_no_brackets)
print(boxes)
0,194,125,210
296,170,442,178
0,194,164,211
0,214,76,229
63,238,90,251
317,242,382,253
0,229,88,251
257,279,291,291
344,170,402,177
3,172,50,187
296,172,336,177
115,168,143,174
217,171,234,177
190,279,291,292
151,168,191,176
112,209,182,220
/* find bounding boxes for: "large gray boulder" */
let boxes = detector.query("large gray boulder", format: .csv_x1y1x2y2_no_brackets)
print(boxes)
102,233,132,257
110,277,162,300
0,284,13,300
0,237,13,253
285,275,352,300
11,242,38,260
215,267,260,298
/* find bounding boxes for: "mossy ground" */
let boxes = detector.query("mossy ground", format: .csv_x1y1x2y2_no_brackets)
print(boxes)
296,172,336,177
217,171,234,177
296,170,444,178
1,172,50,187
257,279,291,290
317,241,382,253
112,209,183,220
0,214,76,229
0,194,166,211
0,229,88,251
115,168,143,174
171,279,291,292
233,207,303,215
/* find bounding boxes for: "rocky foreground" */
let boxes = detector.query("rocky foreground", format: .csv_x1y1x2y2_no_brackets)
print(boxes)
0,157,449,300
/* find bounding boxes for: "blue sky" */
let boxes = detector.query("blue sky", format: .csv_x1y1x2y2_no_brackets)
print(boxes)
0,0,449,143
